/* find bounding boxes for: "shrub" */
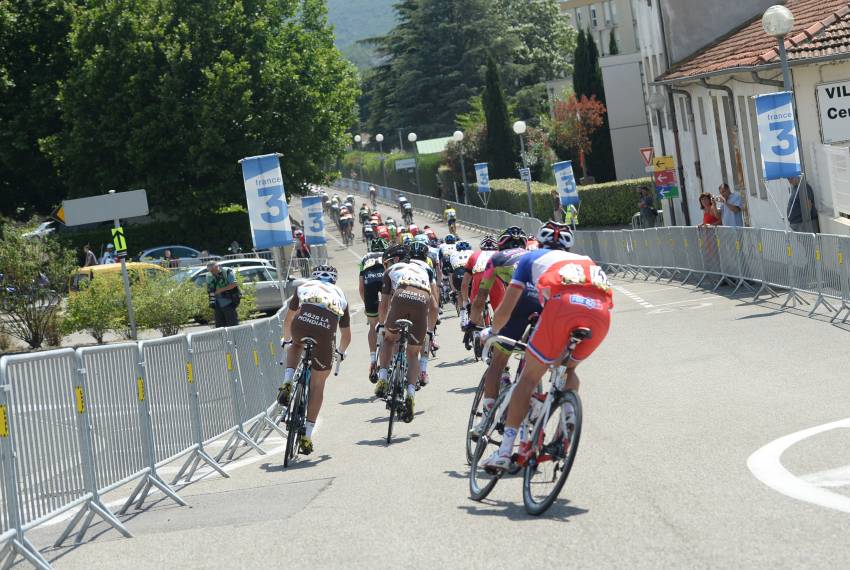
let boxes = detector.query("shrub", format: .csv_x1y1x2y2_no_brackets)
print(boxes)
0,331,12,353
483,177,652,227
133,275,203,337
62,275,127,343
342,151,443,197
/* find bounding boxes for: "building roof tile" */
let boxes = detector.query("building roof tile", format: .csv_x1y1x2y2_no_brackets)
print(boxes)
659,0,850,82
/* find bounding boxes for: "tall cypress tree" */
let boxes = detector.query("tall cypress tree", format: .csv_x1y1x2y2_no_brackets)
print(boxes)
572,30,589,97
482,54,515,179
573,31,615,182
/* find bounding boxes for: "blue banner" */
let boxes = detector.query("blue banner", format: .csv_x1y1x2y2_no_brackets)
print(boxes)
475,163,491,193
240,153,293,249
553,161,580,206
755,92,802,180
301,196,326,245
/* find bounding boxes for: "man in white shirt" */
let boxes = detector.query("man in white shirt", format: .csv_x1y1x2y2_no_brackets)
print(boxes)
718,183,744,227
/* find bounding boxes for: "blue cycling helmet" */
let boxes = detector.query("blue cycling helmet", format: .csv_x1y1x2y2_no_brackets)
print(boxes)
455,241,472,251
444,234,457,244
414,234,429,244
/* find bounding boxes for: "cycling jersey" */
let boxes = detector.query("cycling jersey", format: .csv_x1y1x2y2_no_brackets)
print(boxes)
383,261,433,294
427,246,441,271
291,279,349,319
480,249,541,348
359,253,385,317
465,250,499,307
510,249,613,306
444,208,457,221
448,249,472,273
408,224,419,235
377,226,390,239
399,232,413,243
438,243,457,267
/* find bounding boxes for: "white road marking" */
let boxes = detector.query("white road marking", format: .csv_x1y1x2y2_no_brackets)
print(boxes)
614,286,654,308
649,298,712,308
801,465,850,488
747,418,850,514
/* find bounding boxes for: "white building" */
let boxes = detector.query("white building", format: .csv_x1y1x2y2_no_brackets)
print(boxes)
634,0,850,234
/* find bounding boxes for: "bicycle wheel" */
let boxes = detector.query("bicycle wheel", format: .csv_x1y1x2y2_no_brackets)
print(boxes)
386,358,403,444
283,382,304,467
522,391,582,515
465,372,487,464
469,390,509,501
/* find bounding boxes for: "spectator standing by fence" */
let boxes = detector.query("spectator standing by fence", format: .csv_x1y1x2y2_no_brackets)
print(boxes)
206,261,240,328
638,186,657,228
787,176,819,233
550,190,563,223
699,193,721,227
717,183,744,227
82,244,98,267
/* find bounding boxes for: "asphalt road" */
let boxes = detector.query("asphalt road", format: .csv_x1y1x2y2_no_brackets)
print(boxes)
24,203,850,569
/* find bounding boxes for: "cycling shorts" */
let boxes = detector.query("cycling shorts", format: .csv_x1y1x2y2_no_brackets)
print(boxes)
528,288,611,364
385,286,430,346
495,291,543,354
291,305,339,371
363,281,381,317
451,268,465,291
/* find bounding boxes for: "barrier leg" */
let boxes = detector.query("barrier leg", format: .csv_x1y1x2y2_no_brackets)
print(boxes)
173,446,229,485
119,470,186,514
55,495,133,547
780,288,808,309
808,294,836,317
4,535,51,570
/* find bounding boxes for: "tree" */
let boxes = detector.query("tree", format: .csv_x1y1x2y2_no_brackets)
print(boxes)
482,55,515,179
0,1,73,218
546,95,608,179
54,0,359,214
572,30,615,182
63,275,127,344
609,30,619,55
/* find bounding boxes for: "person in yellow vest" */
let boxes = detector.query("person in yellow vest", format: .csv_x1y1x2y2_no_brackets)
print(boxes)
564,203,579,231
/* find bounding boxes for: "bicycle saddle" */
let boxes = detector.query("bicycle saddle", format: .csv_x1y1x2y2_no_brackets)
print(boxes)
395,319,413,329
302,336,318,346
570,328,592,341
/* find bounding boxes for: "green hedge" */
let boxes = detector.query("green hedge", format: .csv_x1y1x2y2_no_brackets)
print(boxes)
484,177,652,227
342,151,444,197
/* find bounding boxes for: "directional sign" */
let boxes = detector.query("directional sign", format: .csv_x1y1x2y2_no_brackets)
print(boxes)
51,206,65,225
63,190,149,227
656,185,680,199
653,155,675,172
654,169,676,187
111,227,128,255
395,158,417,171
519,167,532,183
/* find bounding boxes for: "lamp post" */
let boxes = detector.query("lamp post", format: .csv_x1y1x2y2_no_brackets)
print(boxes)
408,132,421,194
376,133,387,187
453,130,468,204
354,134,364,182
762,4,812,233
513,120,534,217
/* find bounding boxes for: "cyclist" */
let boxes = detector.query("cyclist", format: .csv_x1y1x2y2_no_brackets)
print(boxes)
386,219,399,244
376,244,437,422
278,265,351,455
444,206,458,234
459,235,499,311
321,192,330,212
480,221,613,471
468,228,526,324
438,234,458,272
422,225,438,242
339,206,354,243
363,220,376,247
359,203,371,225
397,194,408,215
359,238,389,381
448,241,474,322
329,199,340,228
402,200,414,225
369,184,377,207
399,227,414,245
416,234,441,276
408,222,420,236
408,241,440,386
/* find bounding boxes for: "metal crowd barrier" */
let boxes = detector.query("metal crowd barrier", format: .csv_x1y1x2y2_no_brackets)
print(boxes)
334,178,543,237
0,308,287,568
573,226,850,322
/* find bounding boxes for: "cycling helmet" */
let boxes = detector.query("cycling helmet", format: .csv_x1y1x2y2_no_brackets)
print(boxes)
455,241,472,252
537,220,574,250
383,244,410,264
429,237,440,247
311,264,338,284
408,242,430,262
498,226,528,250
444,234,457,244
480,235,498,251
370,238,390,252
413,234,429,244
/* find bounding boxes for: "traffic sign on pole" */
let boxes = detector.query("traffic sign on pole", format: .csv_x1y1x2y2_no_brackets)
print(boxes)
640,147,655,167
653,155,675,172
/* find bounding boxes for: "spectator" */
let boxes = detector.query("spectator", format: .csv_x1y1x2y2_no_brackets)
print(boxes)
206,262,239,328
162,249,177,268
82,244,98,267
100,244,116,264
550,189,563,222
295,229,310,259
699,192,721,227
637,186,657,228
717,183,744,227
787,176,820,233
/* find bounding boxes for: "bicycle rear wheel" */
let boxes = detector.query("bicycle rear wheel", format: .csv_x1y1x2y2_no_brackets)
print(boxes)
465,372,487,464
386,362,403,444
469,390,509,501
284,383,305,467
522,391,582,515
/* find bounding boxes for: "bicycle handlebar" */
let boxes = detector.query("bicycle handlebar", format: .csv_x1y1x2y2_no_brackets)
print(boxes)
482,335,528,355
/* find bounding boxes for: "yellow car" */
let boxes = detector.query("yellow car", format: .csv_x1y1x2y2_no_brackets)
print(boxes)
70,262,168,291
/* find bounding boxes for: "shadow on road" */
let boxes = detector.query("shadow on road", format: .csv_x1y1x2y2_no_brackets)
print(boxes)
366,411,424,424
356,433,420,446
436,358,476,369
446,386,477,395
443,469,468,480
260,454,332,472
457,498,588,522
339,397,375,406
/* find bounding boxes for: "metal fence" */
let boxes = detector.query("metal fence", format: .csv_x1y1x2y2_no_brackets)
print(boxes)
573,226,850,322
333,178,543,237
0,308,287,568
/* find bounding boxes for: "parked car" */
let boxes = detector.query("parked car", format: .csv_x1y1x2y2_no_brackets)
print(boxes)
136,245,219,267
69,262,168,291
190,265,303,314
171,258,272,283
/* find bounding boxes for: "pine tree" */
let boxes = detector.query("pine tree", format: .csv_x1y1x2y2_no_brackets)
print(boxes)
609,30,619,55
482,54,515,179
572,31,615,182
572,30,589,98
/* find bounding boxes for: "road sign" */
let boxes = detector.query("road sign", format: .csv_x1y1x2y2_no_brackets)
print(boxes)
640,147,655,167
656,186,680,199
111,227,127,255
395,158,416,171
62,190,149,226
519,167,532,183
654,169,676,187
240,153,293,249
52,206,65,225
653,155,675,172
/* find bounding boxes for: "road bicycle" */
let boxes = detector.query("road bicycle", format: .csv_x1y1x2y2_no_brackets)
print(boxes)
370,192,377,209
463,302,493,361
402,209,414,226
469,328,588,515
280,338,341,467
384,319,414,445
447,219,457,235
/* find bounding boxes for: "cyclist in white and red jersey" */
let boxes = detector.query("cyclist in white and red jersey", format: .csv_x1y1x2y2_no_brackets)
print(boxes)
481,221,613,471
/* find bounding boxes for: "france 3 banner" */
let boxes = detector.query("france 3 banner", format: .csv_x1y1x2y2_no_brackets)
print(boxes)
301,195,326,245
553,161,580,206
240,153,293,249
754,92,803,180
475,163,491,193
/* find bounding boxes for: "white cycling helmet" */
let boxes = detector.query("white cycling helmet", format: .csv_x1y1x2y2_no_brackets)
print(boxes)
311,264,338,284
536,221,574,250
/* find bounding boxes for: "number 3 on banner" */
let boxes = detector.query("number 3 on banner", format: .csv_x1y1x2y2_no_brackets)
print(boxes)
309,211,323,233
770,120,798,157
259,186,286,223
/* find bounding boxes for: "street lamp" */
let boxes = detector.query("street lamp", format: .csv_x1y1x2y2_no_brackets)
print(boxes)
453,130,468,204
354,134,364,182
762,4,813,232
513,120,534,217
376,133,386,187
408,132,421,195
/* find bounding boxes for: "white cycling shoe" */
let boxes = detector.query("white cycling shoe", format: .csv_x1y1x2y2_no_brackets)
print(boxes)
481,451,512,472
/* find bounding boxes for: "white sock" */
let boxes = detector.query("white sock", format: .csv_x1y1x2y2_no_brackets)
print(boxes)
305,421,315,438
419,358,428,373
370,352,377,363
378,368,388,381
407,384,416,398
498,427,518,457
482,398,496,411
284,368,295,383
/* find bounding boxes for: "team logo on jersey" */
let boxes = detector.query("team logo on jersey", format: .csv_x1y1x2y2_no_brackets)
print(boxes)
569,294,601,310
